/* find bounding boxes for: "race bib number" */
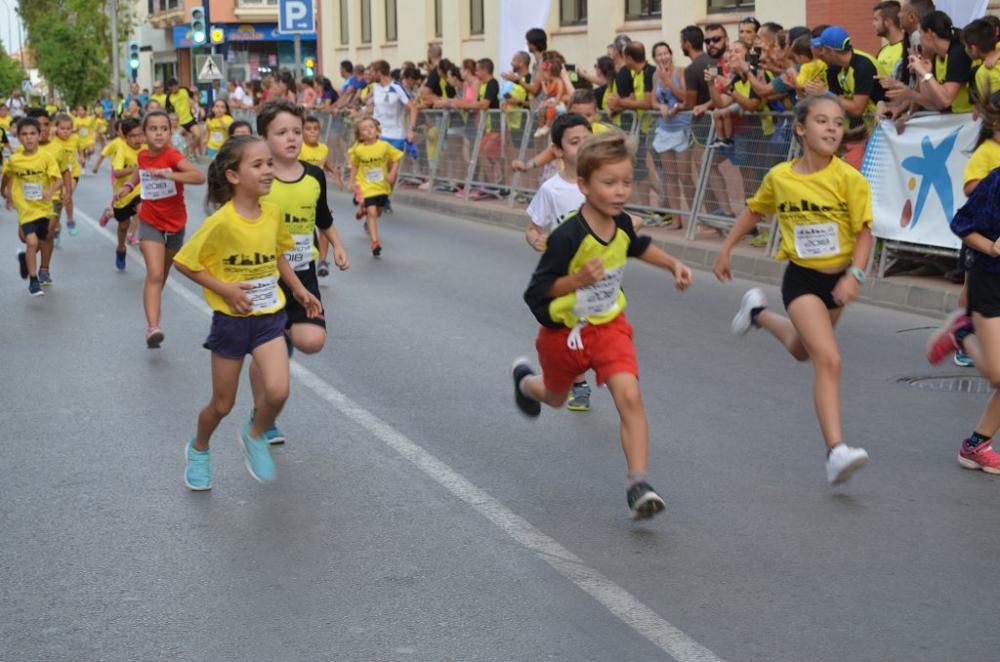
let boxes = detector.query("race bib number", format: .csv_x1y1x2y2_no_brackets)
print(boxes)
285,233,314,272
210,131,224,144
79,127,89,137
794,223,840,259
22,182,42,201
246,276,281,313
365,167,384,183
574,266,625,318
139,170,178,200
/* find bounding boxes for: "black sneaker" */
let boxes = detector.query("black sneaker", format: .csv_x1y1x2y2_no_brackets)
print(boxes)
28,277,44,297
626,482,665,520
16,250,27,280
511,357,541,418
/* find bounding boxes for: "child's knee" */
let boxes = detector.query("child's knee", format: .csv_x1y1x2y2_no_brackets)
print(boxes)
209,395,236,419
813,349,841,374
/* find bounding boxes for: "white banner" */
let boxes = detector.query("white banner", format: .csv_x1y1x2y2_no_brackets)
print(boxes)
861,114,982,250
934,0,988,28
498,0,552,70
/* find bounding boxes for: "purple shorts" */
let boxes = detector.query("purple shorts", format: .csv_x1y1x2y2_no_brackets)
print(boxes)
203,310,287,359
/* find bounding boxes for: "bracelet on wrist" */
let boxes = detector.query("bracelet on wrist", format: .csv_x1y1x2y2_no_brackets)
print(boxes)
847,266,866,283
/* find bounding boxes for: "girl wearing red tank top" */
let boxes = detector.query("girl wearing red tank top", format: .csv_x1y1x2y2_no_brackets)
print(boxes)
119,110,206,348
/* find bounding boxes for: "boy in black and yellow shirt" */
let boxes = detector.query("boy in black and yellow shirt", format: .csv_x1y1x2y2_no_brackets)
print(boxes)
1,117,63,296
511,132,693,520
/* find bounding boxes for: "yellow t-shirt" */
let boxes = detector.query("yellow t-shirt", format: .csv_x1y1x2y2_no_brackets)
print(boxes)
262,164,332,270
504,84,529,130
796,59,828,88
206,115,233,151
52,134,81,177
38,141,70,201
876,41,904,79
74,115,96,146
102,137,122,160
0,115,11,131
169,88,194,125
964,139,1000,187
150,93,167,108
112,142,141,208
299,142,329,167
2,150,62,223
935,51,973,114
45,104,58,117
747,157,872,270
95,117,108,137
348,140,403,198
974,64,1000,101
173,201,296,317
591,121,610,135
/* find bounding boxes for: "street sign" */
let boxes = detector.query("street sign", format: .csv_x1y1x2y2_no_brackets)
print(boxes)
196,54,225,82
278,0,314,34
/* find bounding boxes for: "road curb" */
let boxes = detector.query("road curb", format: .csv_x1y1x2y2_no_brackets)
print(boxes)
394,191,959,320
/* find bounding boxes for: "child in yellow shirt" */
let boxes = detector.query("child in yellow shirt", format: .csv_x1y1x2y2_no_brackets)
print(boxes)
348,117,402,257
204,99,233,158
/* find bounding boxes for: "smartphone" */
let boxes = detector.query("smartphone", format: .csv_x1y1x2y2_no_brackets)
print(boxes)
747,53,760,68
708,66,720,76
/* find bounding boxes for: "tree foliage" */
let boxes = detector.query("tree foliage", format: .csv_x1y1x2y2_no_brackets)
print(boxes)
0,42,27,96
18,0,137,107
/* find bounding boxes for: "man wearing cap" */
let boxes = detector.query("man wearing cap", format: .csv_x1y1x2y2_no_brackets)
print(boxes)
807,26,883,125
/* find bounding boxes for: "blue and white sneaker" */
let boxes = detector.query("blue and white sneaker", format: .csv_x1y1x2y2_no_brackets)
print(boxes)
251,408,286,445
954,350,975,368
239,419,275,482
67,219,78,236
184,439,212,491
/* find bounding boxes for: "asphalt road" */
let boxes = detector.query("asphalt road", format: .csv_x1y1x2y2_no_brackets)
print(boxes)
2,161,998,662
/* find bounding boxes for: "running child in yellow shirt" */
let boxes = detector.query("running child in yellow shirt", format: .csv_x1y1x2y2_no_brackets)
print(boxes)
348,117,402,257
204,99,233,158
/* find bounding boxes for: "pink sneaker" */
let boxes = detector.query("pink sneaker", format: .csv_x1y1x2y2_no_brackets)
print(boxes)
98,207,112,227
127,233,139,246
927,310,972,365
958,438,1000,475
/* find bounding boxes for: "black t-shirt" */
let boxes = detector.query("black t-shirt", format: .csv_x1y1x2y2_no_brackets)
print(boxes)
615,63,656,99
480,78,500,109
684,52,720,106
827,51,883,106
423,68,456,98
594,84,608,110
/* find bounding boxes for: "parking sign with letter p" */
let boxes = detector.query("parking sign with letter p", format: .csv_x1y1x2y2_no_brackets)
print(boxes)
278,0,314,33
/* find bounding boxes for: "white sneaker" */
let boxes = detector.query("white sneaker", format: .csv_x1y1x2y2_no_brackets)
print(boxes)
825,444,869,485
731,288,767,336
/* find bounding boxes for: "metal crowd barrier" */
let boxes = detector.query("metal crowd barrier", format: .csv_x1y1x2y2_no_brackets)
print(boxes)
218,106,960,274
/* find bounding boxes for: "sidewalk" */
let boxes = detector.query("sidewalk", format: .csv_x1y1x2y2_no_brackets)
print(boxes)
392,187,961,319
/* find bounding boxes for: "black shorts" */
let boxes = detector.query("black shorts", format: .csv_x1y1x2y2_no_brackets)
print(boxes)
781,261,845,311
203,310,288,359
114,197,140,223
181,119,197,132
363,195,389,209
279,262,326,330
967,268,1000,318
21,218,50,240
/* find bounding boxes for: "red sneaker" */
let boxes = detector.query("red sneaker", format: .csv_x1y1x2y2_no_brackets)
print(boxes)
927,310,972,365
355,208,365,220
958,438,1000,475
98,207,113,227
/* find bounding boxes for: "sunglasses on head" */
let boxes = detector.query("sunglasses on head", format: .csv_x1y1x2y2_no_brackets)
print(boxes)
705,36,725,44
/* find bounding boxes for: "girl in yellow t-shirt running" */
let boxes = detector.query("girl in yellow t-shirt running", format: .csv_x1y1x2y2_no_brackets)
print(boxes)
713,96,873,486
173,136,321,490
347,117,403,257
204,99,233,158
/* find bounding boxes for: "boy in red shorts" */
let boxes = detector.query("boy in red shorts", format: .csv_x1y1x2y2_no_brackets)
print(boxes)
511,132,693,520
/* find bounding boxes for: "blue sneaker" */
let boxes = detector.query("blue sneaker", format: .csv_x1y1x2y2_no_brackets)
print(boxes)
184,439,212,490
115,249,126,271
67,220,78,236
239,419,275,481
251,407,286,445
954,350,975,368
38,269,52,286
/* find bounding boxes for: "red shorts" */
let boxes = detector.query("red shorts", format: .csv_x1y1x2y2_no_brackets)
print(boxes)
535,315,638,394
480,131,502,159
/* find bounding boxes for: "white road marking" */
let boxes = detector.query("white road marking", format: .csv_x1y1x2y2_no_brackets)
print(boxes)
77,209,729,662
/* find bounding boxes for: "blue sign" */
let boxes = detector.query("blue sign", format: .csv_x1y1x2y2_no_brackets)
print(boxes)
278,0,314,34
174,23,316,48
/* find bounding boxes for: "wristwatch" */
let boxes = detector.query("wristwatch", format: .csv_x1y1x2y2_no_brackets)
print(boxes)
921,72,934,83
847,266,867,283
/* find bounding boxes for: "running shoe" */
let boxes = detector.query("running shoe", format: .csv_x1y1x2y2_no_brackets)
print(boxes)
250,407,287,445
626,482,666,520
567,382,592,412
146,326,164,349
749,229,771,248
53,231,60,249
28,277,44,297
954,350,975,368
355,208,365,220
731,288,767,336
127,233,139,246
239,419,275,482
371,240,382,257
98,207,112,227
927,310,973,365
115,249,126,271
511,357,541,418
958,438,1000,474
317,260,330,277
16,249,27,280
825,443,869,484
38,269,52,286
67,219,77,236
184,439,212,491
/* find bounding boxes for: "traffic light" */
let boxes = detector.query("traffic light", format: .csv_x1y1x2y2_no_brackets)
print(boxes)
304,58,315,77
210,26,225,45
190,6,207,46
127,41,140,78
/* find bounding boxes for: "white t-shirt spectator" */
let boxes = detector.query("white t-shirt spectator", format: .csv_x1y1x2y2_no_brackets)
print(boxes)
371,81,410,141
8,95,25,118
230,84,248,108
526,173,585,232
